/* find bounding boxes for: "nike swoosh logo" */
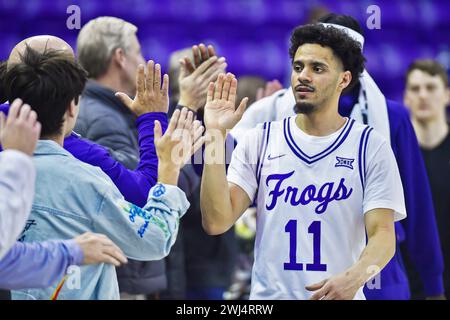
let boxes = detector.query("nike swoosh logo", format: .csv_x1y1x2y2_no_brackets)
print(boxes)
267,154,286,160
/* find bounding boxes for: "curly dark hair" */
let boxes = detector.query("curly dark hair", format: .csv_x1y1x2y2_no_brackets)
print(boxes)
4,46,87,136
289,23,365,92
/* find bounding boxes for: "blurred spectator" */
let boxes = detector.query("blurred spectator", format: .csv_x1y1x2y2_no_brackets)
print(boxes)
74,16,165,300
236,76,265,108
165,44,236,300
403,59,450,299
306,5,330,24
168,48,192,116
160,46,200,300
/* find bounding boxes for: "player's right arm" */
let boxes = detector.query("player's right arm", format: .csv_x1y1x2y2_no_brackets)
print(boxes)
200,73,251,235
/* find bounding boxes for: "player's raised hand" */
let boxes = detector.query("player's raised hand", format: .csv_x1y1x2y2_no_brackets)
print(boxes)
204,73,248,136
116,60,169,116
306,272,362,300
0,98,41,156
178,44,227,111
154,108,205,185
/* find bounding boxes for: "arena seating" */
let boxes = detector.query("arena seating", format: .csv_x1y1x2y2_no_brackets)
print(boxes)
0,0,449,102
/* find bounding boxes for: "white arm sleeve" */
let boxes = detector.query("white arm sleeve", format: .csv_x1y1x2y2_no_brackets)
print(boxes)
363,131,407,221
227,125,266,202
0,150,36,259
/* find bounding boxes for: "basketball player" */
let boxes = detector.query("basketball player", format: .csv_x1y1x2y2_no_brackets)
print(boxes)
200,24,406,300
231,14,445,299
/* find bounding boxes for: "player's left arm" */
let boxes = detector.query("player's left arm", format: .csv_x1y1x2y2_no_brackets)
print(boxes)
307,132,405,300
307,209,395,300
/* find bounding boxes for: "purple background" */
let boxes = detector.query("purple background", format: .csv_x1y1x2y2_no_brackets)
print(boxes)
1,0,449,102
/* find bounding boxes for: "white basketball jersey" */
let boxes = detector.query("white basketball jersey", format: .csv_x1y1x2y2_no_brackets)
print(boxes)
227,116,406,300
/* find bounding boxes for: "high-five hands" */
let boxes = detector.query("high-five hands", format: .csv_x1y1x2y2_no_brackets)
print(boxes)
116,60,169,116
204,73,248,137
178,44,227,111
154,108,205,185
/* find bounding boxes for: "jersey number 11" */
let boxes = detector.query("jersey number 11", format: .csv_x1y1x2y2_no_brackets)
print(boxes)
284,220,327,271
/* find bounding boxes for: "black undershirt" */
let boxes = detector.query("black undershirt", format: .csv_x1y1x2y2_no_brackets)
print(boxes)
421,130,450,296
402,130,450,299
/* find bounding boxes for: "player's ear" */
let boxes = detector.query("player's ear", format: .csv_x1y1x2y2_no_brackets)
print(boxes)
339,71,352,92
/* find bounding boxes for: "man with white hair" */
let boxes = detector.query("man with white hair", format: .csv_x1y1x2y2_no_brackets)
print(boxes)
231,13,445,300
74,17,166,299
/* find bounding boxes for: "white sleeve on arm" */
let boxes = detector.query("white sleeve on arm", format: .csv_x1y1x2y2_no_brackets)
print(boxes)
93,182,190,261
0,150,36,259
362,131,407,221
227,125,265,202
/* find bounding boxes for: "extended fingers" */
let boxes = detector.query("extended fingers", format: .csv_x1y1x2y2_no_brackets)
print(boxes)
136,65,145,101
309,286,329,300
214,74,225,100
227,76,238,103
28,109,37,123
161,74,169,97
153,63,161,91
201,58,227,82
194,56,218,76
101,240,128,265
146,60,155,92
7,98,23,121
206,82,215,103
235,97,248,118
221,73,234,101
305,279,327,292
184,110,194,131
166,109,180,135
192,45,201,67
207,44,216,57
154,120,162,141
176,107,189,131
115,92,133,109
199,43,209,62
18,103,32,122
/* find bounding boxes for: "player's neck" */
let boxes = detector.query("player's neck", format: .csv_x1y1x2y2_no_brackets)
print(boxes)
412,116,449,149
295,107,346,137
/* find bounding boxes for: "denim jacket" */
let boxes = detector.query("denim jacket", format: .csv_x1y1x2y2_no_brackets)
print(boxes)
12,140,189,300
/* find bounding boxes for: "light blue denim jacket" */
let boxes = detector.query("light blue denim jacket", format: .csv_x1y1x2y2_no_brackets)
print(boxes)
12,140,189,300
